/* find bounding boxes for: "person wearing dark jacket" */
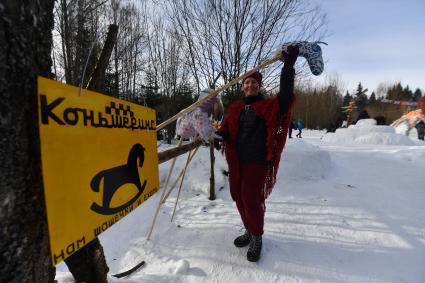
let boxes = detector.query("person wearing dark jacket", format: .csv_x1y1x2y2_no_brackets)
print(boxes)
416,121,425,140
215,46,299,262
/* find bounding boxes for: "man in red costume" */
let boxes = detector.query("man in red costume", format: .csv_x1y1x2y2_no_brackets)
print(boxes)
215,46,299,262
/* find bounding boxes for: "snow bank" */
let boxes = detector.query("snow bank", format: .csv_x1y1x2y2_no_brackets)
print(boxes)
322,119,415,145
393,120,423,140
161,138,333,191
393,121,410,135
280,139,332,180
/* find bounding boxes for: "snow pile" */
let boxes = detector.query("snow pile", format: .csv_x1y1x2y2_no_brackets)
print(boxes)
163,138,333,190
281,139,332,180
173,259,190,274
322,119,415,145
393,120,423,140
393,120,410,135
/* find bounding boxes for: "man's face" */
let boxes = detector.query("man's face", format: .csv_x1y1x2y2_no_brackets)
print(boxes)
243,77,260,97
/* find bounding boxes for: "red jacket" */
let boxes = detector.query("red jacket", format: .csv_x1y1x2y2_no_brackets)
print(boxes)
220,95,296,198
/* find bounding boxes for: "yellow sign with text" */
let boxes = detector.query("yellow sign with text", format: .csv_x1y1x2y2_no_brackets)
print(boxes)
37,77,159,265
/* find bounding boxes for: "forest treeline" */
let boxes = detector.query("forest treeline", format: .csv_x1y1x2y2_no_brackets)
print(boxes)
291,81,425,130
52,0,423,139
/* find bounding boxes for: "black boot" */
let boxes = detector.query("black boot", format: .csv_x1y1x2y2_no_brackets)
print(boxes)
247,235,262,262
233,230,251,248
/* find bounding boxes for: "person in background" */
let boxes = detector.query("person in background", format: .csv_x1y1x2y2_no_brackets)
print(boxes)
214,45,299,262
415,121,425,140
355,109,370,123
296,118,302,138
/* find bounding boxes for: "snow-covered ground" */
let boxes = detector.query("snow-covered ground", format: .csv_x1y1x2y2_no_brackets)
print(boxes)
56,120,425,283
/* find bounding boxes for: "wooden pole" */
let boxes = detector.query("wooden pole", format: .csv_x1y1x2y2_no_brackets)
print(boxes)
147,138,183,240
65,24,119,283
170,146,200,222
161,145,200,204
156,54,282,131
87,24,118,91
209,143,216,200
158,139,203,164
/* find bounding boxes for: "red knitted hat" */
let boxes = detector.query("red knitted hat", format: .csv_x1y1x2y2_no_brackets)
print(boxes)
243,71,262,87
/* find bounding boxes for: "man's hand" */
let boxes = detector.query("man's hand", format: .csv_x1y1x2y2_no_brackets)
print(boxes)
282,45,299,69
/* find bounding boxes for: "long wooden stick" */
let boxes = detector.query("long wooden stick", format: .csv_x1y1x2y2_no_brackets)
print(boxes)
147,138,183,240
161,145,200,204
170,146,199,222
158,139,203,164
156,54,282,131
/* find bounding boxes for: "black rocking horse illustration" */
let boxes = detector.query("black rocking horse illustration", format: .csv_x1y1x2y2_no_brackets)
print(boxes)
90,143,147,215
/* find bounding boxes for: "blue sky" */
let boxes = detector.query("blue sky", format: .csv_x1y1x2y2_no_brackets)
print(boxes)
310,0,425,95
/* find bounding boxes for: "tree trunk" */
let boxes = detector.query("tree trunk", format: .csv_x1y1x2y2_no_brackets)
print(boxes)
65,238,109,283
64,22,118,283
87,24,119,92
0,1,56,282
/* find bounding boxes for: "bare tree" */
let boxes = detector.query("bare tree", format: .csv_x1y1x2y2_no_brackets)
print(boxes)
145,14,194,142
0,0,56,281
167,0,327,93
105,0,149,101
54,0,108,85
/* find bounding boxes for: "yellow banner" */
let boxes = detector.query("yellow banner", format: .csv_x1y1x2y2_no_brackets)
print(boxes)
37,77,159,265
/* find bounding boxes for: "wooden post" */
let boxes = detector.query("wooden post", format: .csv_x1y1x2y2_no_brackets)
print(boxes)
158,139,203,164
65,24,119,283
207,74,221,202
209,143,216,200
87,24,119,91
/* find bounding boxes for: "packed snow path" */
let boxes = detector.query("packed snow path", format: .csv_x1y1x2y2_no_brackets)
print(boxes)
57,129,425,283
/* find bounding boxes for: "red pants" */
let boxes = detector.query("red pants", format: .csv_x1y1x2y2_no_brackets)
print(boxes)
230,162,267,236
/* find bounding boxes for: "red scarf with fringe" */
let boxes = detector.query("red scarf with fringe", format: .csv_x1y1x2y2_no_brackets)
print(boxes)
220,96,296,198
